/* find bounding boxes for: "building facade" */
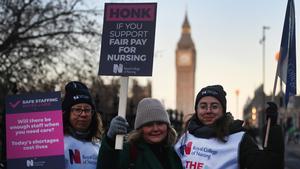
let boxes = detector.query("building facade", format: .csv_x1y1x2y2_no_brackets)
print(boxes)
243,85,300,138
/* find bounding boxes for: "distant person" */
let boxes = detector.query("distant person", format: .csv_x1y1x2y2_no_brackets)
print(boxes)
285,117,296,144
62,81,103,169
97,98,183,169
175,85,284,169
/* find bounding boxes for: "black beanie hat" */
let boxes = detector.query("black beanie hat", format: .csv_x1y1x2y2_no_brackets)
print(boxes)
194,85,227,113
62,81,94,112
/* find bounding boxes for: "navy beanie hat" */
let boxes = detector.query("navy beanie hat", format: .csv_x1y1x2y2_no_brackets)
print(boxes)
62,81,94,112
194,85,227,113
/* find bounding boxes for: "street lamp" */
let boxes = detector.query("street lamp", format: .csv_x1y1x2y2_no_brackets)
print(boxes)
235,89,240,117
260,26,270,92
259,26,270,135
251,107,257,126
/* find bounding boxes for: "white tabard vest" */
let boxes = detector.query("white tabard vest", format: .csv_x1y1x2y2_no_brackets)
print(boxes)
64,136,101,169
175,131,245,169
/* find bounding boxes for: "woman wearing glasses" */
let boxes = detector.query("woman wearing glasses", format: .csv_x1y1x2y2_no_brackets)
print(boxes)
62,81,103,169
175,85,284,169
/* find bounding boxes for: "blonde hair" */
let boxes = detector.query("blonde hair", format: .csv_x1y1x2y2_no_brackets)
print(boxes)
127,124,178,146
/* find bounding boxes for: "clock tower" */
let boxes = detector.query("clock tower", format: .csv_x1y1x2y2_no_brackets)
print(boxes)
176,14,196,117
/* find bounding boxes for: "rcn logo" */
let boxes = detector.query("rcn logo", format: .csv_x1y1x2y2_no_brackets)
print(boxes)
26,160,34,167
69,149,81,164
113,64,123,73
179,141,192,155
73,95,89,100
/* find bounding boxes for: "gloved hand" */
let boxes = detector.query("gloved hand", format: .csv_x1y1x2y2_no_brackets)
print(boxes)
107,116,129,139
265,102,278,125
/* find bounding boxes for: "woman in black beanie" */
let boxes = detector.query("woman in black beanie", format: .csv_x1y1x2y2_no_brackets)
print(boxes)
175,85,284,169
62,81,103,169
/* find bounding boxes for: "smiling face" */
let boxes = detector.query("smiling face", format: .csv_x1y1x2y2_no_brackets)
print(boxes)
141,122,168,144
196,96,224,125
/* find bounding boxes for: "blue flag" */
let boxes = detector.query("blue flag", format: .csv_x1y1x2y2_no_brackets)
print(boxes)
278,0,296,107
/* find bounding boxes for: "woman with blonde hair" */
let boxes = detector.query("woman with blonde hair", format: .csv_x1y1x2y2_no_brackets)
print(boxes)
97,98,183,169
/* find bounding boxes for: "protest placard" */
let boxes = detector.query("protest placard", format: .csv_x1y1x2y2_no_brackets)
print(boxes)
98,3,157,149
98,3,157,76
5,91,64,169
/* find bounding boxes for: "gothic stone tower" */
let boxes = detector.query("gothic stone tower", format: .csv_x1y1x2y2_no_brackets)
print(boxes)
176,14,196,117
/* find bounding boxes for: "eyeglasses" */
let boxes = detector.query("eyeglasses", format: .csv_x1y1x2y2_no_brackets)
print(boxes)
198,103,221,111
71,107,93,116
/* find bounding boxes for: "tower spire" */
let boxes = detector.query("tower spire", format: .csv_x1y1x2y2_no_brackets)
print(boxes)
182,12,190,34
178,12,194,49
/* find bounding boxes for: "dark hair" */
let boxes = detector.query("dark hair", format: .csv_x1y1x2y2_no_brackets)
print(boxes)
181,113,233,143
211,113,232,142
63,108,103,142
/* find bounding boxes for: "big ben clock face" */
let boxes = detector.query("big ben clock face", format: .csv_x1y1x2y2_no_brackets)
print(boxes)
178,53,191,66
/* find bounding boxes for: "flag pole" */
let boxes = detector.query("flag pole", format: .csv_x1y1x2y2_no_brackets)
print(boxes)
264,60,279,148
264,0,296,148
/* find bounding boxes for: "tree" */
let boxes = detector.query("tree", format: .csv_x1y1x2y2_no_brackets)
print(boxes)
0,0,102,111
89,77,119,130
88,78,152,130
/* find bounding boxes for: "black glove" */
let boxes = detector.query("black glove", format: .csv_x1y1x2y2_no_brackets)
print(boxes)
107,116,129,139
266,102,278,125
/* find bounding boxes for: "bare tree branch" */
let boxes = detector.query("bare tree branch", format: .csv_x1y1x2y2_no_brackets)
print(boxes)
0,0,103,111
